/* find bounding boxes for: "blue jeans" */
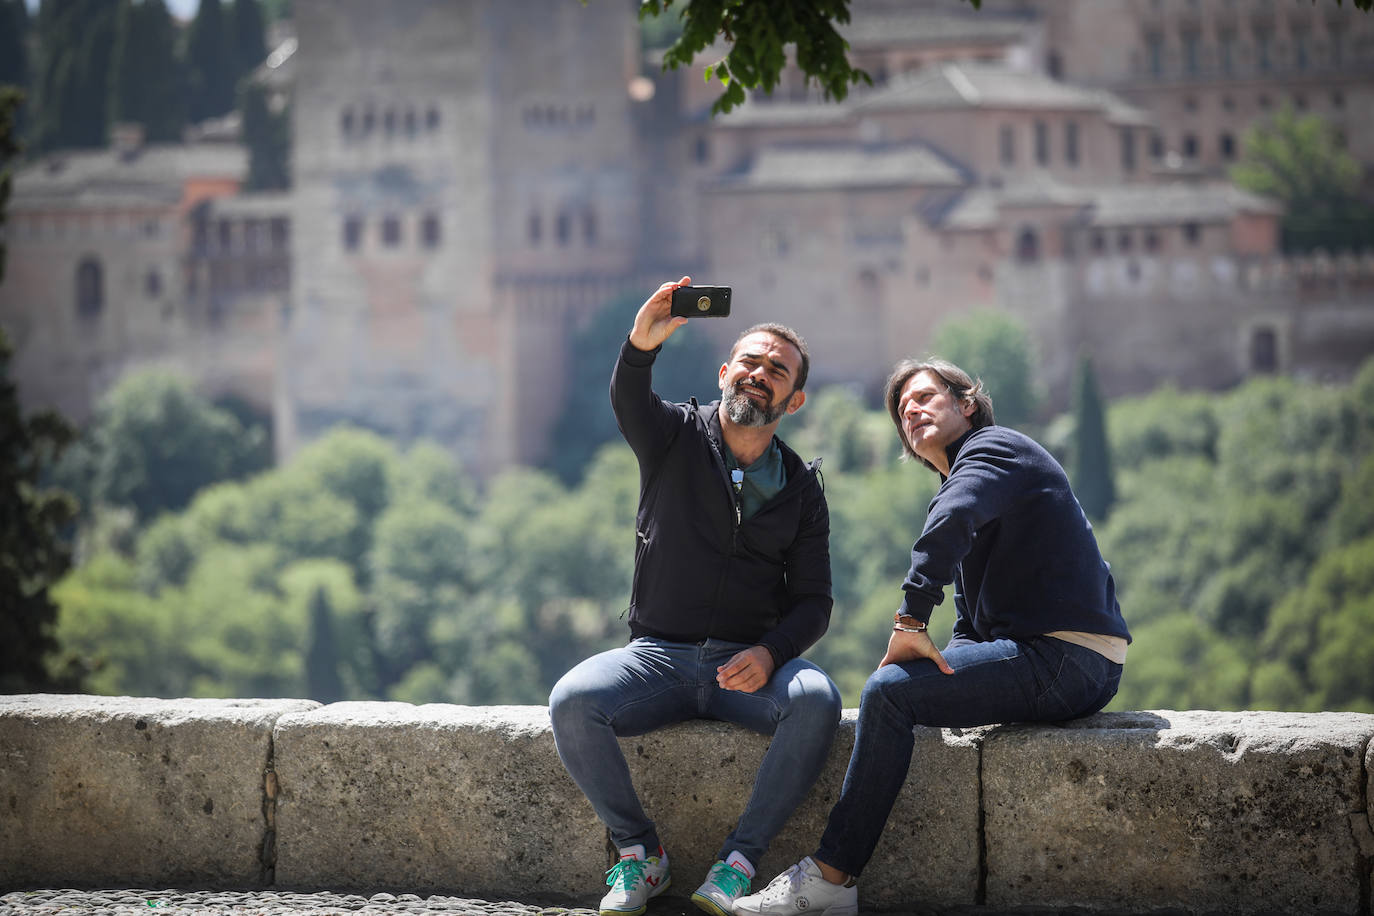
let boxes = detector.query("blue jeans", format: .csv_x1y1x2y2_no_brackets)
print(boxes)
815,636,1123,877
549,637,842,866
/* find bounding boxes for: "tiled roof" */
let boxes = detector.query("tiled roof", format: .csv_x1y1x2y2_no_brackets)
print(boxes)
930,179,1281,229
718,143,968,191
13,144,247,208
857,62,1144,115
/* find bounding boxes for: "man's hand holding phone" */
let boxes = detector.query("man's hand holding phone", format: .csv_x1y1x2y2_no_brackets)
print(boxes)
629,276,692,352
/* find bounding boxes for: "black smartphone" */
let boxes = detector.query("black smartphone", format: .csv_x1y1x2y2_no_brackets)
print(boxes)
670,285,732,318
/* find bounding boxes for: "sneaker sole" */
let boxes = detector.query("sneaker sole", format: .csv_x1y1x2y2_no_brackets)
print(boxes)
689,891,733,916
599,877,672,916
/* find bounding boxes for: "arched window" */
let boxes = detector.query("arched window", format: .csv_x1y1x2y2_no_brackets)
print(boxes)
555,211,571,246
582,208,597,245
1016,227,1040,263
76,257,103,319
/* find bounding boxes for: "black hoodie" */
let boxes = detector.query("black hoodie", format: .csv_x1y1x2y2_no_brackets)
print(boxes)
611,338,833,666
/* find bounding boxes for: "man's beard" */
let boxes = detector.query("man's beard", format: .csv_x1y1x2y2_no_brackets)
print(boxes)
723,381,790,427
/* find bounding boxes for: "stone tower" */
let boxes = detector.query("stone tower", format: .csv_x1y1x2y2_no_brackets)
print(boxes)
286,0,643,475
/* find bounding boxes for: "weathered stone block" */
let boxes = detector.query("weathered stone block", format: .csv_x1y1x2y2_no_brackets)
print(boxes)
621,713,983,911
983,710,1374,915
271,703,604,901
0,694,317,890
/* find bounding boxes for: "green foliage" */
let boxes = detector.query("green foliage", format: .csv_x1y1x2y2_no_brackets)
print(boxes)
641,0,876,115
33,0,117,151
0,2,29,106
549,292,721,484
46,353,1374,712
1230,106,1374,252
1253,536,1374,713
109,0,185,142
85,371,270,523
185,0,235,124
304,586,344,703
0,86,22,280
239,79,289,190
229,0,268,84
0,327,80,692
930,310,1039,429
1070,353,1115,521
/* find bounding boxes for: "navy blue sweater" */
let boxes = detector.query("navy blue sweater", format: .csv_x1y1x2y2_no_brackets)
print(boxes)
897,426,1130,646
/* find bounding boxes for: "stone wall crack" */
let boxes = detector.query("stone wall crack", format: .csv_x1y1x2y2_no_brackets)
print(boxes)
259,728,280,887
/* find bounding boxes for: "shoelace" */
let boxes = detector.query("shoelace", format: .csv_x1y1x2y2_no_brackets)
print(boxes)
710,863,750,898
760,863,804,900
606,858,648,892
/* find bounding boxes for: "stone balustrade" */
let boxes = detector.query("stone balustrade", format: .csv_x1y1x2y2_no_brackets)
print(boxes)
1,695,1370,914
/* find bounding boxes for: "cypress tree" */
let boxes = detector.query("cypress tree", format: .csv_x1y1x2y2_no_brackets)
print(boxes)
0,98,81,691
33,0,116,151
185,0,235,124
109,0,185,143
239,79,289,190
0,0,30,89
229,0,267,86
305,586,345,703
1071,352,1116,521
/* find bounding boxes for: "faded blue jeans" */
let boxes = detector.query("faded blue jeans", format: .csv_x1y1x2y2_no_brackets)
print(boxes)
815,635,1123,877
549,636,842,866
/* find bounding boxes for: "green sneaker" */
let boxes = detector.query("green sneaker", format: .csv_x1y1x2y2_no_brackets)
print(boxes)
691,859,752,916
600,845,671,916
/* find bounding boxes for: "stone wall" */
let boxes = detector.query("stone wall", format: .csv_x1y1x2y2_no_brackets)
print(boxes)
1,695,1370,914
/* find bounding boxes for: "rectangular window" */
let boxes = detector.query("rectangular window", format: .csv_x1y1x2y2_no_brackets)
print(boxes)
1000,124,1015,166
1065,122,1079,166
1181,31,1200,75
343,216,363,251
421,212,441,248
382,215,401,247
1218,33,1235,74
1035,121,1049,165
1121,128,1137,172
1145,33,1165,77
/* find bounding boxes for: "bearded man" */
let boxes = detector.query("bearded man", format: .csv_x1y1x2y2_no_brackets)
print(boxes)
549,277,840,916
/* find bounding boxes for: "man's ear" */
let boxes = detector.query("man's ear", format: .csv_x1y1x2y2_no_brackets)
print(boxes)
960,396,976,419
785,389,807,415
718,362,730,391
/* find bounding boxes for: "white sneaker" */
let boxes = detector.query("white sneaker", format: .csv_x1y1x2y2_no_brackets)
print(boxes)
690,852,753,916
733,857,857,916
600,844,671,916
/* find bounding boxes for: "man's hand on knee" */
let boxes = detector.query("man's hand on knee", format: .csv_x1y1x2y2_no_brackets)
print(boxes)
879,630,954,674
716,645,776,693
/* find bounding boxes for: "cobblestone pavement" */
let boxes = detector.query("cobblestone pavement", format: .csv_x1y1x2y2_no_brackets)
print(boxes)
0,889,1113,916
0,890,710,916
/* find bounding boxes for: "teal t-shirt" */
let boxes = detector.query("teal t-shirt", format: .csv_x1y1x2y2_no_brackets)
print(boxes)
724,439,786,520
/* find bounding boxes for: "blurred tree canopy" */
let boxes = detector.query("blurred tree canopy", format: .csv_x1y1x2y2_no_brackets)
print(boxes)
40,352,1374,713
1230,106,1374,252
930,310,1039,429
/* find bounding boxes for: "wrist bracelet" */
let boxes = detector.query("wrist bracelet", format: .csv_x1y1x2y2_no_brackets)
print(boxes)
892,621,928,633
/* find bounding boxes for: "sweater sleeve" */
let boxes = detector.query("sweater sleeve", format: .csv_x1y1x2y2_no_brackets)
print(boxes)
897,429,1025,623
757,477,833,666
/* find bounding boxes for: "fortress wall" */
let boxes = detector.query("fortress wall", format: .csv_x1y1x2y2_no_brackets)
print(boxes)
2,695,1371,914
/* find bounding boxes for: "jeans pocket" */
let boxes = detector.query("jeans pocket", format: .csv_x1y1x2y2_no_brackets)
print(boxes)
1032,641,1106,721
